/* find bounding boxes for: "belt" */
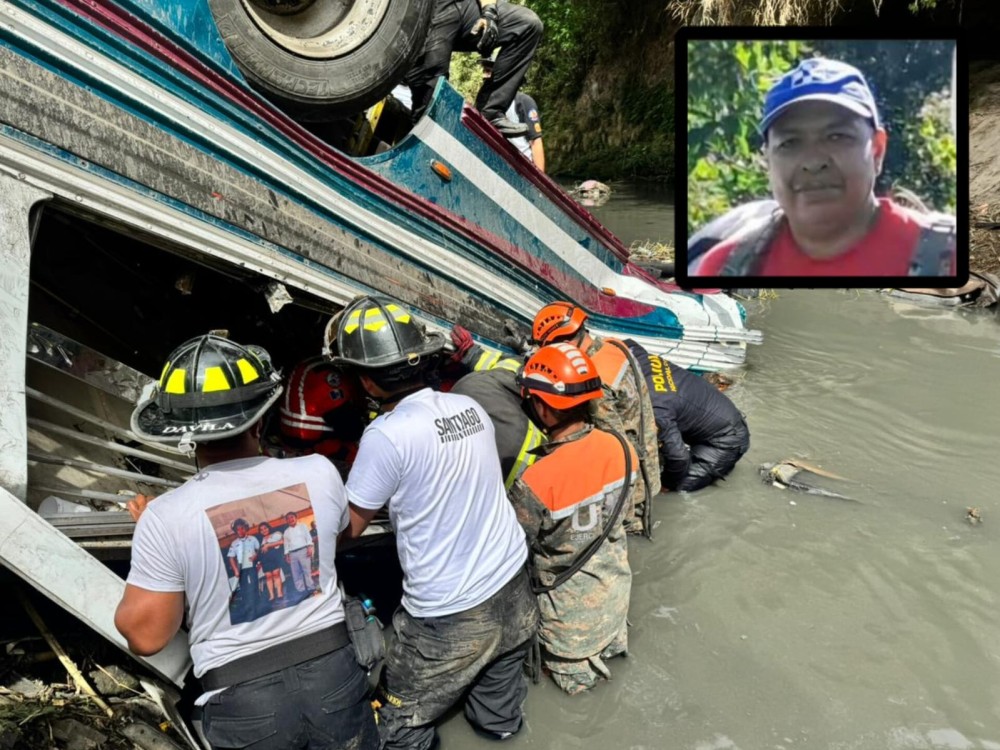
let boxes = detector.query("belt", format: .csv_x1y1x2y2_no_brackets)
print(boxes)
200,622,349,691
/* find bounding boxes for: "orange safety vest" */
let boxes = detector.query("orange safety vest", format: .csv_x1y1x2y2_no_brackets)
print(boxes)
521,429,638,527
588,338,630,392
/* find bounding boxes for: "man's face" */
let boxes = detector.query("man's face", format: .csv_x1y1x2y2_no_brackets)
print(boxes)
235,524,248,537
765,100,886,233
286,514,297,526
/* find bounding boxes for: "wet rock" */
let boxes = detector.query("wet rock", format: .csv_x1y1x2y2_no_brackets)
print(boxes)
0,725,21,750
50,717,107,750
569,179,612,207
88,664,140,697
121,721,187,750
5,676,46,698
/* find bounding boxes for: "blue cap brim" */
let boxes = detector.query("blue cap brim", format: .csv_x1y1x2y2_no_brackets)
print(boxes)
759,94,879,136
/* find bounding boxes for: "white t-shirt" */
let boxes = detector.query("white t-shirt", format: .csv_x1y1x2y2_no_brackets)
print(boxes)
282,523,312,553
506,100,531,161
347,388,527,618
227,536,259,570
127,454,349,677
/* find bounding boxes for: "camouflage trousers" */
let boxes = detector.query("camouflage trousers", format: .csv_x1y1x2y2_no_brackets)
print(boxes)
375,568,539,750
622,470,651,536
542,617,629,696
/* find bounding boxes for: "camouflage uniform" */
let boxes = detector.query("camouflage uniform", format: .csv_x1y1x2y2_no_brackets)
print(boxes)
585,336,661,535
508,425,635,694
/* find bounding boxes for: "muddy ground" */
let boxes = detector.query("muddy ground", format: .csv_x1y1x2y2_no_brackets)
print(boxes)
971,61,1000,276
0,571,195,750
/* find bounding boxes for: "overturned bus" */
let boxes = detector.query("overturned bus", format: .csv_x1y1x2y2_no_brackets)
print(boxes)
0,0,760,692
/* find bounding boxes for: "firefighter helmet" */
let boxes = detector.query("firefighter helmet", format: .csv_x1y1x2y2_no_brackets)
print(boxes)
516,342,603,410
131,334,282,447
279,356,364,446
325,295,445,373
531,301,588,345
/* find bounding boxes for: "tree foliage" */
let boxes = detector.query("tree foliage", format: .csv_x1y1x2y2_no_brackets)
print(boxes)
443,1,958,180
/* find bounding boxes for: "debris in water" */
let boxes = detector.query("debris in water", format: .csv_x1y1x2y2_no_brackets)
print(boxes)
758,459,855,501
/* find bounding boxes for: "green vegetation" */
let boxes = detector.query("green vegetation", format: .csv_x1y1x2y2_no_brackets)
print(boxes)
444,1,957,184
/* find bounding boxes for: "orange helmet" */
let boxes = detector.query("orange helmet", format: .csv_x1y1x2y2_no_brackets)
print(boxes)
279,356,363,446
517,342,603,410
531,301,588,345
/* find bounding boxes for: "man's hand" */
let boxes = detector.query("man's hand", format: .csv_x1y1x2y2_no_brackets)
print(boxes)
126,494,155,522
449,325,475,363
473,3,500,55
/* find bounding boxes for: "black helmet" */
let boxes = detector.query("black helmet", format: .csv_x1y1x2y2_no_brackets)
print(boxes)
325,296,445,372
131,334,282,449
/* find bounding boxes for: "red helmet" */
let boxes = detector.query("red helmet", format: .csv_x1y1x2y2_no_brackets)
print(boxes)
279,357,362,445
531,301,588,345
517,342,603,410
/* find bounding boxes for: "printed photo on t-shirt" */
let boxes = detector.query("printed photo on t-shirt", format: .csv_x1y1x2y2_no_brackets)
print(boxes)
205,483,321,626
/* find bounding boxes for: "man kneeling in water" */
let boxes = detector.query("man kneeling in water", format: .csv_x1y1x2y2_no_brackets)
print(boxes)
625,340,750,492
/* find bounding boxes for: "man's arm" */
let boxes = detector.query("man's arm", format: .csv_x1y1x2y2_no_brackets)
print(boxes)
659,418,691,489
530,137,545,172
114,586,185,656
340,503,380,542
508,480,543,542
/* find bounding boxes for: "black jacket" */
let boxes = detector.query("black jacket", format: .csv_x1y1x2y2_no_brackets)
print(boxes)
451,367,532,483
624,339,747,487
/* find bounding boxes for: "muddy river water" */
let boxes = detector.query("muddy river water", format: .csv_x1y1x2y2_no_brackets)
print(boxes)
439,188,1000,749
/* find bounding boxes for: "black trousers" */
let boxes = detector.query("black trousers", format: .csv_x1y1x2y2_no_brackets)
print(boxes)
375,568,539,750
202,646,378,750
672,419,751,492
403,0,543,123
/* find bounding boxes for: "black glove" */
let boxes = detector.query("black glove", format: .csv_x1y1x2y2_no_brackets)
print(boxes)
476,3,500,55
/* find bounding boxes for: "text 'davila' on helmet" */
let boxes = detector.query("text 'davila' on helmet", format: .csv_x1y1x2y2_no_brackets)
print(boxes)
131,334,282,447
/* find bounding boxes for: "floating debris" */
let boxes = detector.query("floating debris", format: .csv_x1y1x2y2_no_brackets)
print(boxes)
759,459,856,501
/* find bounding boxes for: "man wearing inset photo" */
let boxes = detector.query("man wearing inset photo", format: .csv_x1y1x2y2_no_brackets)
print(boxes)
690,56,957,278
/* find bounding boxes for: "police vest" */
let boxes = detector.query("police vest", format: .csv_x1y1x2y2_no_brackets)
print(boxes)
719,207,956,277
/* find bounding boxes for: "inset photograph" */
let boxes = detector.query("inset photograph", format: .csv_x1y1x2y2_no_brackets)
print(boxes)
206,483,320,626
676,31,965,288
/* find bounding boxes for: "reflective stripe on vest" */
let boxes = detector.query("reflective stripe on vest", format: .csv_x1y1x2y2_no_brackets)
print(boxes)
504,420,545,489
473,349,503,371
472,350,522,374
520,430,638,516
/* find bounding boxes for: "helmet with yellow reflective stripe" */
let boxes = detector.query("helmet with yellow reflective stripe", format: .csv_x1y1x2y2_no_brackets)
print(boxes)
325,295,445,372
131,334,282,447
